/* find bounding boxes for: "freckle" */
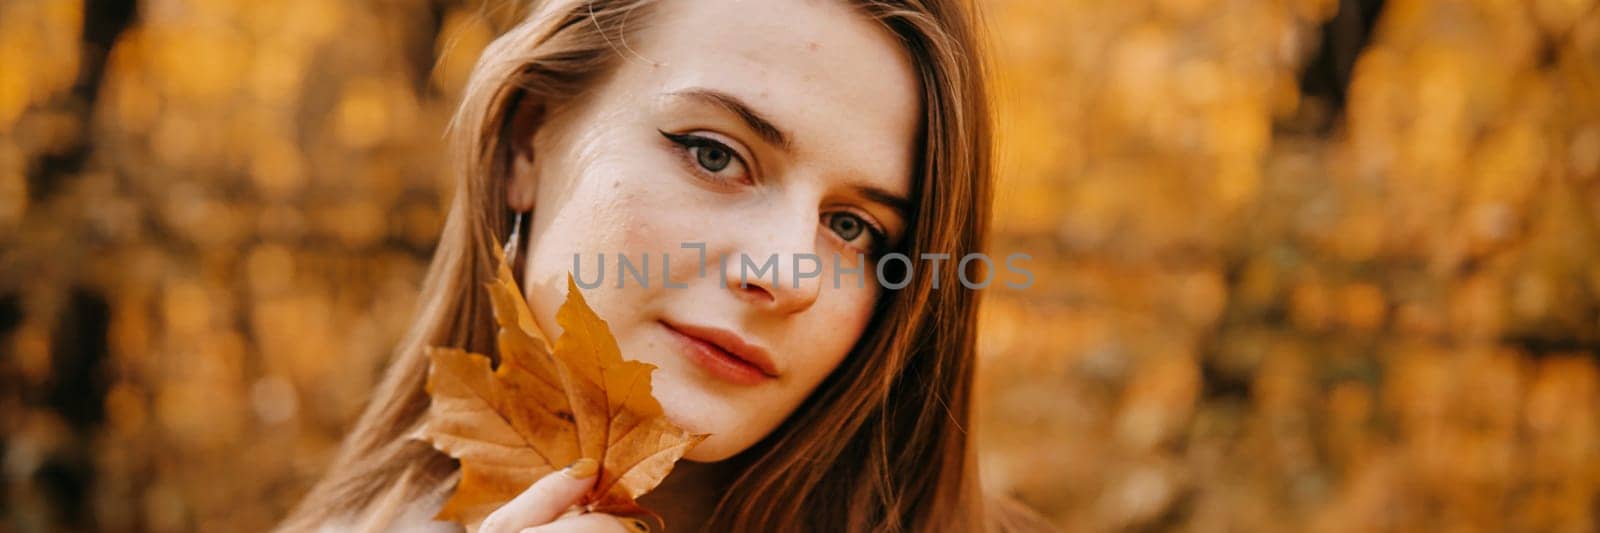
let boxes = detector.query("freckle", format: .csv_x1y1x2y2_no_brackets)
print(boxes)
807,41,820,51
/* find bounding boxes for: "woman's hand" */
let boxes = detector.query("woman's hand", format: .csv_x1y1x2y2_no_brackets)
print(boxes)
475,459,650,533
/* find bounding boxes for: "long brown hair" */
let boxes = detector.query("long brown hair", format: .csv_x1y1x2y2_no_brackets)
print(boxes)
281,1,1015,531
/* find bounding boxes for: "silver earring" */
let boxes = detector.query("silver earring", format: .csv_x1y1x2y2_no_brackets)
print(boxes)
504,211,526,265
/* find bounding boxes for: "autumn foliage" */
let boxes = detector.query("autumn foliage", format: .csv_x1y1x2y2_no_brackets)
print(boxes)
0,0,1597,532
420,250,702,528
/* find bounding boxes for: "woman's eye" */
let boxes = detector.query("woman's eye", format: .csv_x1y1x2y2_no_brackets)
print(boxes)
659,130,749,183
693,144,732,172
829,213,865,241
825,212,885,254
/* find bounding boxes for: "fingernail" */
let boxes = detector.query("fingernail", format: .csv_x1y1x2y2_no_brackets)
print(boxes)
619,517,650,532
563,457,598,479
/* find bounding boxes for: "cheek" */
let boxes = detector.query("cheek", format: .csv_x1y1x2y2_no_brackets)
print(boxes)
520,156,674,330
568,150,703,254
791,285,881,380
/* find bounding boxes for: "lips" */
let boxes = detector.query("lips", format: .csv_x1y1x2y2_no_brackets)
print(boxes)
661,320,778,386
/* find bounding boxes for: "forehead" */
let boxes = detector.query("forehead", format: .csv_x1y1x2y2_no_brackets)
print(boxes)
622,0,921,193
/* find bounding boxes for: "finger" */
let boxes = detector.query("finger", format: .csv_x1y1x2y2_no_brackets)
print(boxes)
478,458,600,533
518,513,649,533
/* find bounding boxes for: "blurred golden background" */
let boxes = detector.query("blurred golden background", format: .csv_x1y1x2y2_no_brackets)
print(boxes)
1,0,1597,531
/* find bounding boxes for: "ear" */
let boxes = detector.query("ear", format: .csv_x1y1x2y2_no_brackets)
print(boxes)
505,96,545,212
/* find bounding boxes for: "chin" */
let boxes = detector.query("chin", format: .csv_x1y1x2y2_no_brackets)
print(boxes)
652,377,756,462
661,402,747,462
682,438,740,462
666,410,750,462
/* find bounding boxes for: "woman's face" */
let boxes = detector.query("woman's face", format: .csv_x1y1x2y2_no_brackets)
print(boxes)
508,0,920,461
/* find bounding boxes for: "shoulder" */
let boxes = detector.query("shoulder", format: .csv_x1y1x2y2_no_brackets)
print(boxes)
293,479,460,533
303,503,460,533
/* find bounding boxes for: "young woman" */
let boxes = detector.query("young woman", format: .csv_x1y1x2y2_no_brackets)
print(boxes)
282,0,1048,531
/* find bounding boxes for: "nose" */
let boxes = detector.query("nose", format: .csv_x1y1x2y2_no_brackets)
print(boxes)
720,211,823,315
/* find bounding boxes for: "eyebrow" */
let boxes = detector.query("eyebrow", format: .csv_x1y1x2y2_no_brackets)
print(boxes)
854,185,911,217
667,87,911,218
667,88,792,152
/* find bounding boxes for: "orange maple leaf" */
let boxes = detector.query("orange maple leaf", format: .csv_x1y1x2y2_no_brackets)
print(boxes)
419,246,706,529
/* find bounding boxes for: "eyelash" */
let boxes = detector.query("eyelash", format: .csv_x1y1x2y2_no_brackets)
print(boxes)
658,130,892,255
